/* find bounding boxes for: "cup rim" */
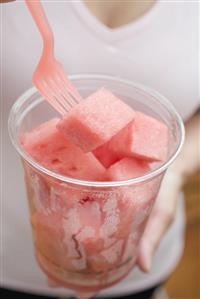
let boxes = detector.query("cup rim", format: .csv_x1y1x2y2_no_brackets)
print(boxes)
8,74,185,187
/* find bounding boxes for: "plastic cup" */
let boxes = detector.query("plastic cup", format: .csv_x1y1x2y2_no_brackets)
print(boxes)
8,75,184,294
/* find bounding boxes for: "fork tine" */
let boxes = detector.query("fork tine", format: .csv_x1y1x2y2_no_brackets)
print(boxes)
57,69,82,102
37,81,67,115
42,89,66,115
57,76,80,106
45,78,75,112
53,75,79,108
67,87,81,105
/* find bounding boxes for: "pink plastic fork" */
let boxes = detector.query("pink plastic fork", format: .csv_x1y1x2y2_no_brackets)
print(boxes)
25,0,82,115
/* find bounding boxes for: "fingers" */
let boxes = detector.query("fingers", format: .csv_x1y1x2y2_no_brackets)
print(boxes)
137,170,182,272
137,206,175,272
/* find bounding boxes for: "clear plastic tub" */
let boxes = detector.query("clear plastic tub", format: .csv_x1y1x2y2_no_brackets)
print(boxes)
8,75,184,293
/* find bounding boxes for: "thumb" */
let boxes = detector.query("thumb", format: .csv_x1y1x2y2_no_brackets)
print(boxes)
137,207,174,272
137,170,182,272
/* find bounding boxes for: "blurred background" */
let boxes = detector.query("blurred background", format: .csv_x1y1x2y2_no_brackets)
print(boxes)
164,171,200,299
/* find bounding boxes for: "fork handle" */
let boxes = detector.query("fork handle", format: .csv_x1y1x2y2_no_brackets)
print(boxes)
25,0,54,55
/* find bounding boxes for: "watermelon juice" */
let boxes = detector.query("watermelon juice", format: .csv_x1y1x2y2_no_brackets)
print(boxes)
8,75,184,294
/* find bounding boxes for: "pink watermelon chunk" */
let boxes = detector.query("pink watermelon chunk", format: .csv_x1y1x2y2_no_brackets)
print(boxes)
112,175,161,239
87,240,123,272
94,111,169,164
72,199,104,254
31,212,70,268
116,188,153,239
107,157,150,181
21,119,106,181
57,88,135,152
93,141,120,168
21,118,64,156
32,211,87,272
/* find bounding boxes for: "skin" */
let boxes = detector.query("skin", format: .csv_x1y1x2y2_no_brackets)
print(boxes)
0,0,15,2
138,111,200,271
84,0,156,28
2,0,200,273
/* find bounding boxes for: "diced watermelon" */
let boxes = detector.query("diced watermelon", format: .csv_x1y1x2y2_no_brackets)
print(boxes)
121,231,141,263
118,195,152,238
87,240,123,272
83,237,104,256
76,201,105,255
96,111,169,163
21,119,106,181
42,145,106,181
57,88,135,152
32,211,88,272
31,212,70,268
22,86,170,283
62,198,103,257
112,177,160,239
21,118,61,152
88,254,112,272
107,157,150,181
93,141,119,168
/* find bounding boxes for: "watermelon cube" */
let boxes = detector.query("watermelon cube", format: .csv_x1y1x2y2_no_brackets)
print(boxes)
111,176,160,239
93,141,119,168
21,119,106,181
32,211,87,272
87,239,123,272
57,88,135,152
117,189,153,237
107,157,150,181
21,118,63,156
31,212,70,268
95,111,169,164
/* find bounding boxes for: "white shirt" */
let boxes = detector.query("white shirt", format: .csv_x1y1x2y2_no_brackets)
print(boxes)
1,0,199,297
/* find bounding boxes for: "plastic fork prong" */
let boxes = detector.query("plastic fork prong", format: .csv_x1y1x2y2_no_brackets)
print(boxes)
53,75,79,107
45,78,74,112
26,1,81,115
38,82,67,115
57,69,82,102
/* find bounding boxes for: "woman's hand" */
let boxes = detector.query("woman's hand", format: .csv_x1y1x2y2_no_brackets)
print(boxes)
137,110,200,272
137,167,183,272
